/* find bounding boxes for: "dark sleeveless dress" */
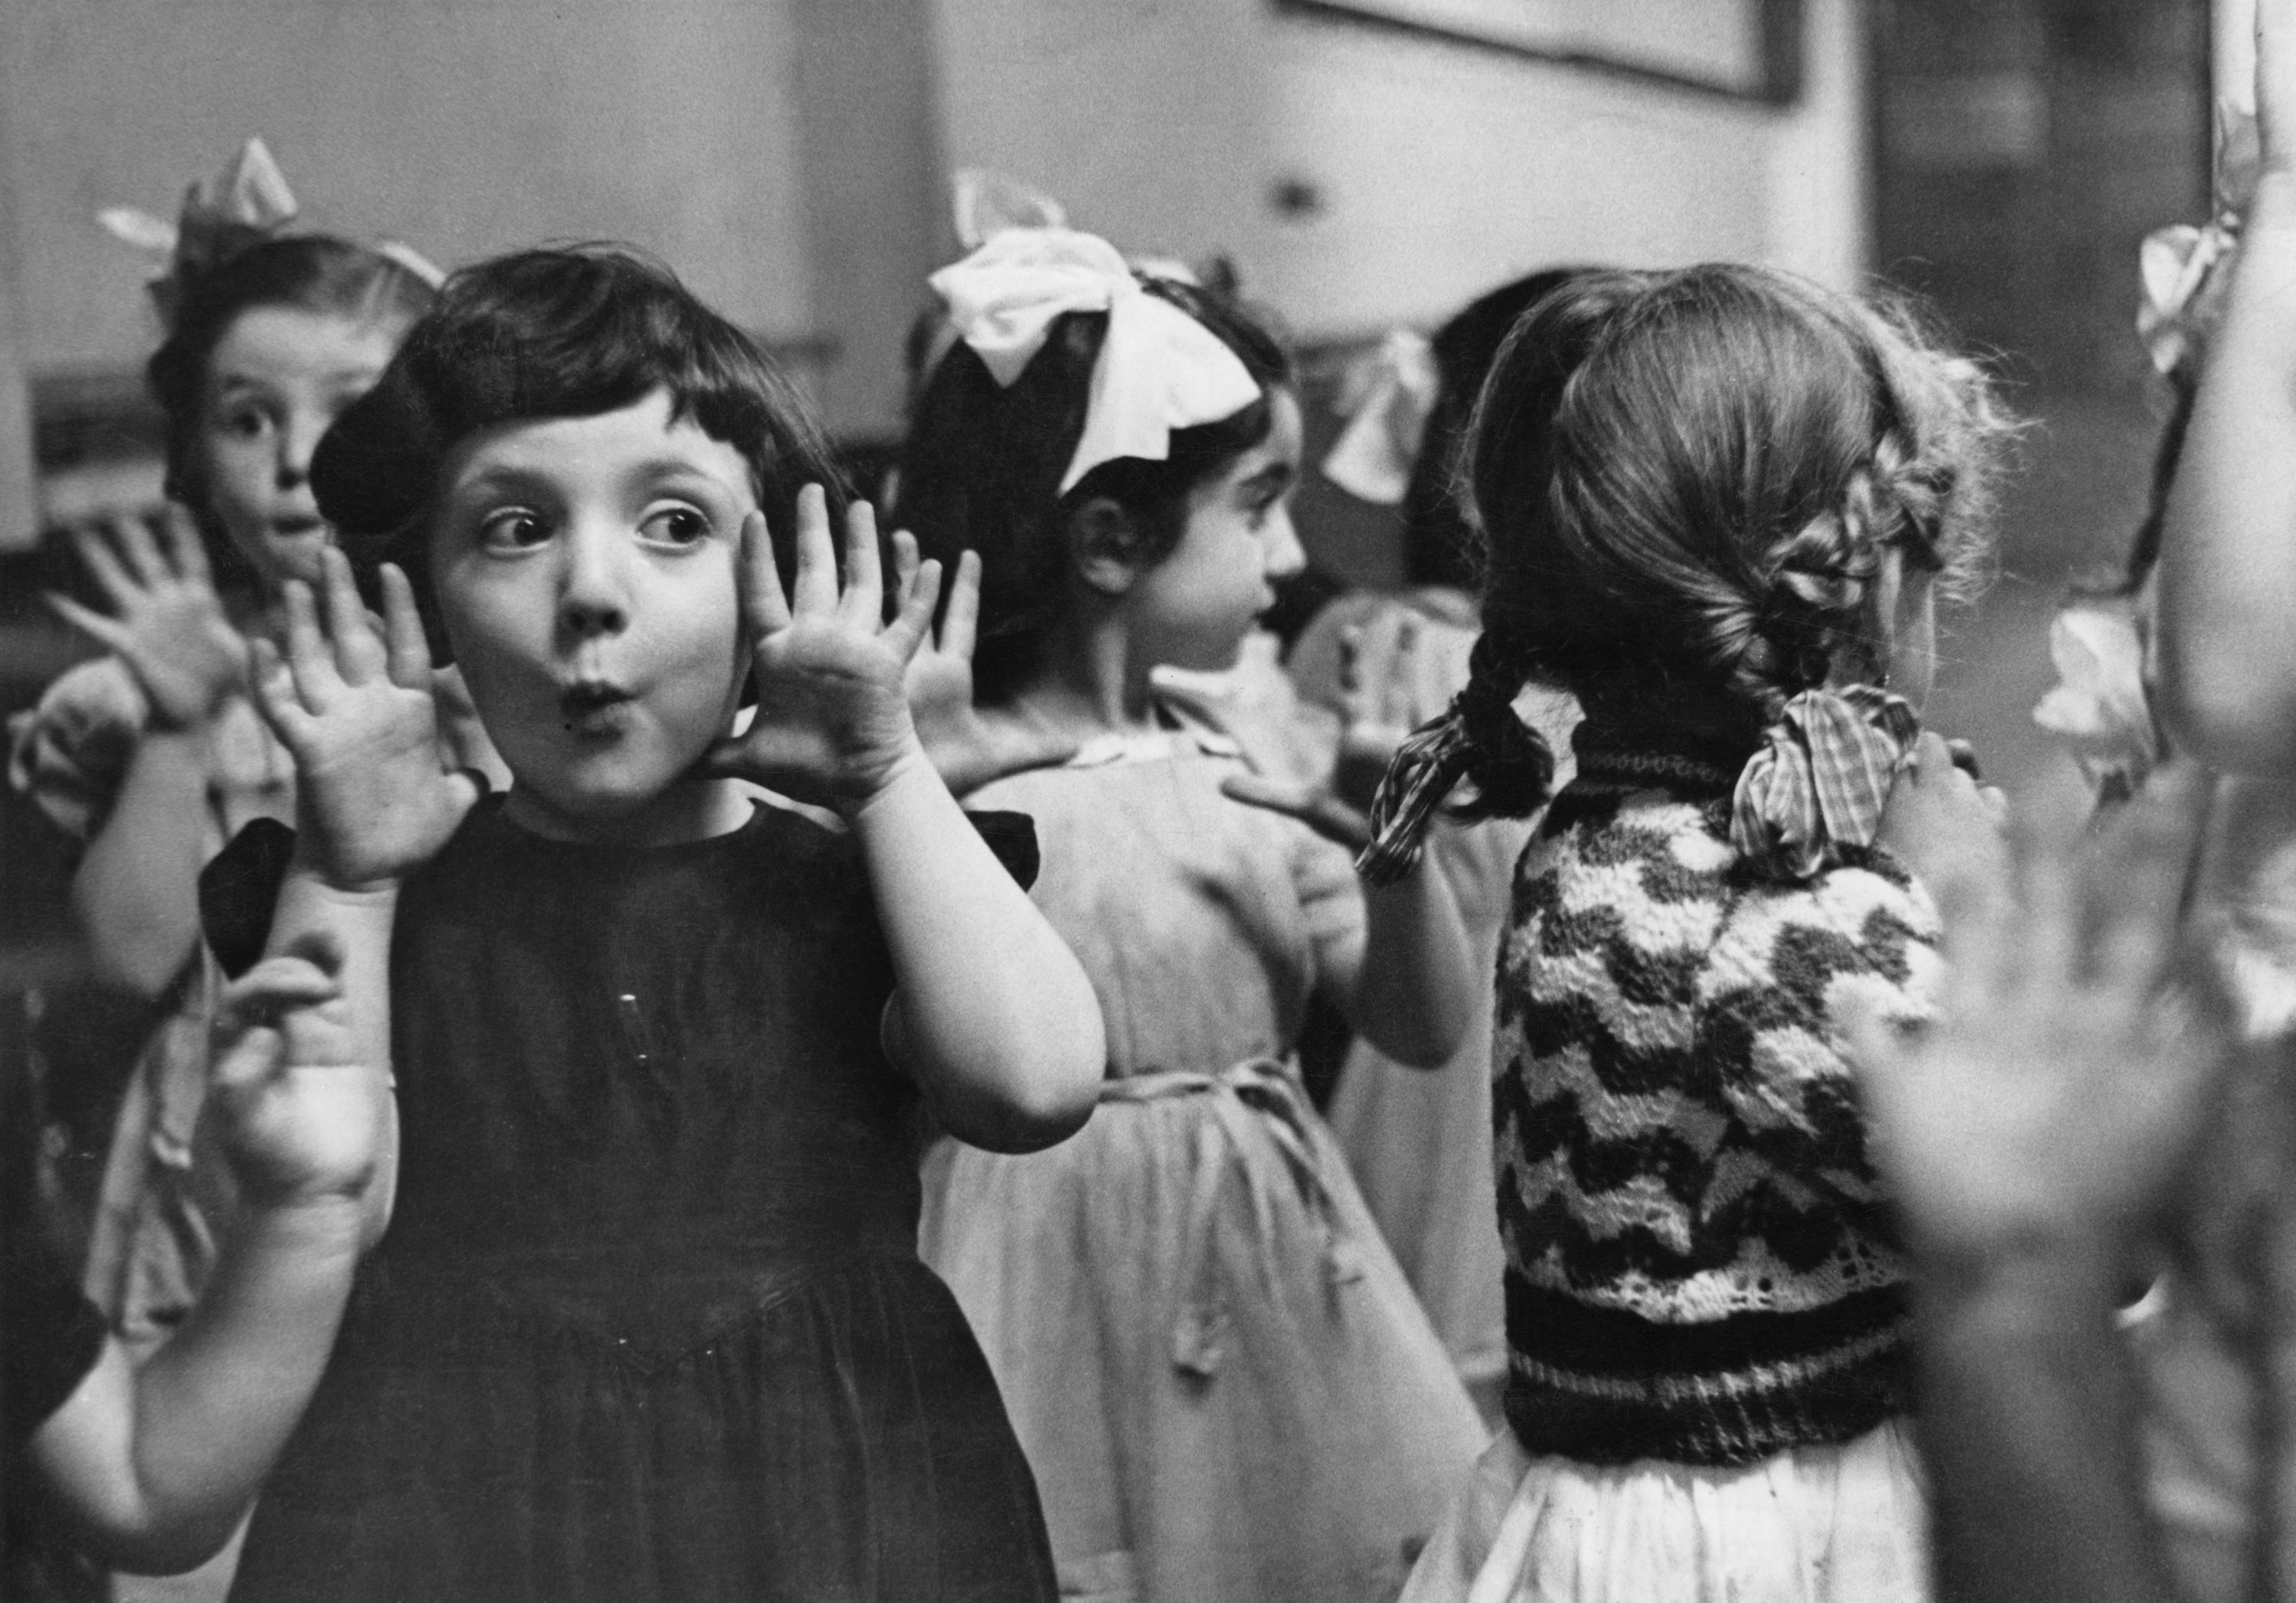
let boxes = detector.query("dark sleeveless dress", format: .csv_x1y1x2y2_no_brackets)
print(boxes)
224,798,1058,1601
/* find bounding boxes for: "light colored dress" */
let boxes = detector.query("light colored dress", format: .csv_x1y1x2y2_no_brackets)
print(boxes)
920,718,1487,1603
1286,591,1582,1394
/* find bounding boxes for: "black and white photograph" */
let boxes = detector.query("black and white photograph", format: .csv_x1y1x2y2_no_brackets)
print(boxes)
0,2,2287,1599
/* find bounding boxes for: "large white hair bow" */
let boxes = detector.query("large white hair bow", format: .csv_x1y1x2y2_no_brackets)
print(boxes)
929,226,1263,494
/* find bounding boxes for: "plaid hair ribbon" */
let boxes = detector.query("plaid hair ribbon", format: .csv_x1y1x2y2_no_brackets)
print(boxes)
1729,685,1921,881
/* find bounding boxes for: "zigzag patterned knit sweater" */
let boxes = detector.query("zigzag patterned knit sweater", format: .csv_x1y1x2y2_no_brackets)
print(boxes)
1495,735,1942,1468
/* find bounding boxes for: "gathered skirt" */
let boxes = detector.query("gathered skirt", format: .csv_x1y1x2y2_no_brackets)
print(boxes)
227,1252,1055,1603
1401,1419,1929,1603
920,1058,1487,1603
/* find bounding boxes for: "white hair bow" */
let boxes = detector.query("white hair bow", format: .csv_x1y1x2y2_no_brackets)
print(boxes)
99,137,445,328
929,227,1262,494
2133,103,2260,379
1321,328,1439,506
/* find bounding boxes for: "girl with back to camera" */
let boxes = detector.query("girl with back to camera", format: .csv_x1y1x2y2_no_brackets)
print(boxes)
1373,266,2017,1603
207,246,1106,1601
899,225,1487,1603
8,139,490,1374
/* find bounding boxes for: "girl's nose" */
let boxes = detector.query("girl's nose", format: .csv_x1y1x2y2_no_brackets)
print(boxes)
1261,505,1307,582
559,523,631,637
278,409,327,490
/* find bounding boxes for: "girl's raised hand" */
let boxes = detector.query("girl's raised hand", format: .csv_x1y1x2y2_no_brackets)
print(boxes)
704,487,944,813
892,536,1077,797
252,548,480,890
1877,732,2014,911
206,931,386,1211
1847,761,2232,1277
1221,608,1440,849
47,507,248,730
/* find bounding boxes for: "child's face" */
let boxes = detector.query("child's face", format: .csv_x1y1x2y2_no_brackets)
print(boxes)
427,389,756,831
1128,389,1306,673
197,306,405,591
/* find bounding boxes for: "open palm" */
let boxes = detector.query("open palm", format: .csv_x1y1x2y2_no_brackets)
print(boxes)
1223,606,1450,849
207,933,386,1209
49,507,248,729
1848,762,2236,1270
251,548,481,890
703,487,941,813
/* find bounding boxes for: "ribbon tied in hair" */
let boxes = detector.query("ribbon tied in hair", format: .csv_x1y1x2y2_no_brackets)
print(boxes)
1321,327,1439,506
929,226,1263,494
1355,657,1549,887
99,137,445,329
1730,685,1921,882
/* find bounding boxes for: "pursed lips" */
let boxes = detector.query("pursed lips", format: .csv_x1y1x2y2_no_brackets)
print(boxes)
559,679,638,737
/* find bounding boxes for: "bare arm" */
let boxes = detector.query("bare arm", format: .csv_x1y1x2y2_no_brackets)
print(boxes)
1915,1250,2173,1603
1335,854,1475,1067
706,490,1105,1153
1849,761,2229,1603
44,513,252,995
2157,0,2296,774
858,754,1104,1150
34,1200,364,1573
70,728,210,995
30,946,384,1573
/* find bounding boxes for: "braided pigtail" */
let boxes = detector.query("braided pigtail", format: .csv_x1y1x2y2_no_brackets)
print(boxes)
1357,626,1554,885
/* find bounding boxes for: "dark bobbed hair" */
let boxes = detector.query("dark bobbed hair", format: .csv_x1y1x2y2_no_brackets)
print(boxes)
895,275,1293,703
1449,263,2017,819
311,245,846,657
148,234,436,585
1401,267,1598,590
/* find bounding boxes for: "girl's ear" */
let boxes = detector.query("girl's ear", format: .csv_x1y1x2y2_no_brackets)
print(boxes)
1069,497,1148,596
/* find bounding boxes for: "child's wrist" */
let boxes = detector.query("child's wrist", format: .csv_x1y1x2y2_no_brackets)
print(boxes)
286,849,406,904
842,737,938,824
233,1189,373,1254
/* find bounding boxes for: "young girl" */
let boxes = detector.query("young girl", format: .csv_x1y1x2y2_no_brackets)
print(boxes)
899,224,1488,1603
8,141,487,1365
208,244,1105,1601
1368,265,2017,1603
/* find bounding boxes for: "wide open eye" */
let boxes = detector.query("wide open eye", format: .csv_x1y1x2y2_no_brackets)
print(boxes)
215,404,272,442
640,507,712,547
478,509,552,552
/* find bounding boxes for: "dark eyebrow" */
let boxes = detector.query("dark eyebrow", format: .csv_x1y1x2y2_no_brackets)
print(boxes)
1238,461,1296,497
623,457,732,489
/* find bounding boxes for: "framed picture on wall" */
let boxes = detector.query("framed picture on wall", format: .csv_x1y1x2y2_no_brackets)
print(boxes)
1277,0,1804,103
